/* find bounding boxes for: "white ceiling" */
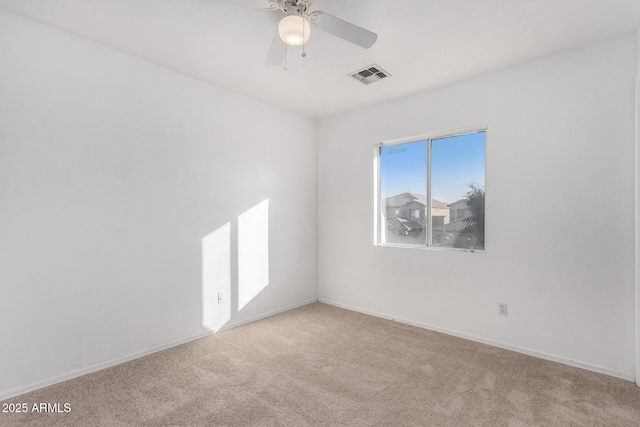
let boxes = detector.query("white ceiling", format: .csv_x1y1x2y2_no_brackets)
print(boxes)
1,0,639,119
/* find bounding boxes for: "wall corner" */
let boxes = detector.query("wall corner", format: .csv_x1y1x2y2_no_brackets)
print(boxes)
635,27,640,388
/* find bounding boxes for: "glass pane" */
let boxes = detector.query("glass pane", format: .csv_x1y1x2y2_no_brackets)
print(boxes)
430,132,485,249
379,140,427,245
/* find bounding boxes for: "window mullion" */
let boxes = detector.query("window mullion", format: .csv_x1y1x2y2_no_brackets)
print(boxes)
426,139,432,247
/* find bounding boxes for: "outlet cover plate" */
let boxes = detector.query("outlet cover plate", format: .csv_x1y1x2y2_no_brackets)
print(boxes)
498,303,508,316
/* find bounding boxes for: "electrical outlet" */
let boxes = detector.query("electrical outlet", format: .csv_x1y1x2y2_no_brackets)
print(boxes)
498,303,508,316
218,291,225,304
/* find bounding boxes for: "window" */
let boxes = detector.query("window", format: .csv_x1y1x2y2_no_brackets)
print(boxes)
377,128,486,250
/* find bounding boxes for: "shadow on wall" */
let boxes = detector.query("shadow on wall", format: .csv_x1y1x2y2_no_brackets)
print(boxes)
201,199,270,333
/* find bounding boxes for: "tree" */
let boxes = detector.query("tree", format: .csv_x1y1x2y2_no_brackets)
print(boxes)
465,184,485,247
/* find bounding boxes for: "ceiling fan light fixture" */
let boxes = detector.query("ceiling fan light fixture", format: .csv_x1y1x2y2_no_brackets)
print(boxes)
278,15,310,46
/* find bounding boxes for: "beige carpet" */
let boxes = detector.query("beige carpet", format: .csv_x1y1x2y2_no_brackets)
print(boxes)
1,302,639,426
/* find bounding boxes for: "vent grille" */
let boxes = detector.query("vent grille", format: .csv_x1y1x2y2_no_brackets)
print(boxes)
349,64,391,85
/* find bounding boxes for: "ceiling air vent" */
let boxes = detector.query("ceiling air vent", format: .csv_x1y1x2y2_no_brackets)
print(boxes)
349,64,391,85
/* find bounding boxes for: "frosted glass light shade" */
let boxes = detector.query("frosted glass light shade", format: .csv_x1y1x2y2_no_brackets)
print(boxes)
278,15,311,46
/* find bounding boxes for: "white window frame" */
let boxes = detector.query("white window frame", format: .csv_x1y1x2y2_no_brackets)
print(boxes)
374,125,487,251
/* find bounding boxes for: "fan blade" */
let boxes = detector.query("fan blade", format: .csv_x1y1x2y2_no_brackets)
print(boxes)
265,29,286,65
199,0,278,11
309,11,377,49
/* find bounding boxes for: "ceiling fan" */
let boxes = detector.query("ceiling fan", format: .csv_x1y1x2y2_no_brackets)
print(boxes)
202,0,377,65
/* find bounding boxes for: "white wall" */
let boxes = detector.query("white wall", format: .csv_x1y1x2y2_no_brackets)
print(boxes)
318,33,638,379
0,10,317,399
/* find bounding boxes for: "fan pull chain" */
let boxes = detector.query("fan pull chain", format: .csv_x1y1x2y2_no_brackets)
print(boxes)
302,17,306,58
283,45,288,70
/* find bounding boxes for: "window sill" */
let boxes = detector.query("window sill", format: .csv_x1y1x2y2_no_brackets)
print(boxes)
376,243,486,253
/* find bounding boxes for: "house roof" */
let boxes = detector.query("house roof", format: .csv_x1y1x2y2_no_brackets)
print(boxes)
387,216,422,235
384,193,422,208
384,192,448,209
431,199,448,209
433,218,477,233
447,199,469,208
396,217,422,231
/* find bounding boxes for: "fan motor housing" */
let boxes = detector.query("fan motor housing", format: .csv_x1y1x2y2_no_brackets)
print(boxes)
282,0,307,14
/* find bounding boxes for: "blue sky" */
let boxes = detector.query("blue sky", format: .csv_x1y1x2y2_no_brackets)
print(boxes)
380,132,485,203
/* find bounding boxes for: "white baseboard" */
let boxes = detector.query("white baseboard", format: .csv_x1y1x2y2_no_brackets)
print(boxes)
318,298,635,382
0,298,317,402
218,298,318,333
0,330,212,402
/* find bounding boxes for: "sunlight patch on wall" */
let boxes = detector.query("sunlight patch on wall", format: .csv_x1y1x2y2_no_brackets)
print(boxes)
238,199,269,310
202,222,231,332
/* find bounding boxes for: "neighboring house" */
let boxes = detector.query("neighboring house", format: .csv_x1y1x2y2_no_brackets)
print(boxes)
431,199,450,227
448,198,472,222
383,193,450,237
383,193,482,249
383,193,425,237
